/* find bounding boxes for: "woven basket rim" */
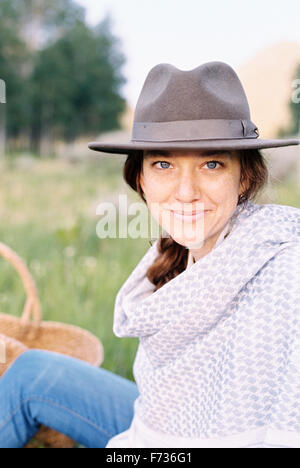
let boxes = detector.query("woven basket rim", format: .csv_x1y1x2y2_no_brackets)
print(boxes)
0,332,28,349
0,313,102,343
0,316,104,365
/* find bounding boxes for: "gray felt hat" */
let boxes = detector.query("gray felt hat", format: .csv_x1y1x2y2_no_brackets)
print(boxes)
88,61,300,154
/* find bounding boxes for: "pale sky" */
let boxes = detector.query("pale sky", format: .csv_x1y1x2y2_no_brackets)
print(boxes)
77,0,300,107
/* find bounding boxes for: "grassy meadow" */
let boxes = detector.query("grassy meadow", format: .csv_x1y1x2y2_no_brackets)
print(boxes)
0,154,151,382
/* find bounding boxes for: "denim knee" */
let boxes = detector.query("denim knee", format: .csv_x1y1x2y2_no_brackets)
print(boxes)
8,349,51,373
3,349,58,396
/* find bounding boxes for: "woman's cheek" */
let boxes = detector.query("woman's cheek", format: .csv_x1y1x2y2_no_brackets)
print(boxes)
145,175,173,203
210,175,239,202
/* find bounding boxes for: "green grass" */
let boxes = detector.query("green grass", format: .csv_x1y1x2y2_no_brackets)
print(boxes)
271,175,300,208
0,156,150,380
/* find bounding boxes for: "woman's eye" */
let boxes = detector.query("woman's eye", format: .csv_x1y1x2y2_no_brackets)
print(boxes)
153,161,171,169
151,160,222,170
205,160,222,170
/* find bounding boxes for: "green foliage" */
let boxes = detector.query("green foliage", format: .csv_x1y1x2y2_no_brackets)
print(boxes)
0,1,31,136
0,1,126,150
19,0,85,36
31,17,126,143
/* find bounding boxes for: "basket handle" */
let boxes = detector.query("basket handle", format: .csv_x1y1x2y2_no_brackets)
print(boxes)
0,242,41,325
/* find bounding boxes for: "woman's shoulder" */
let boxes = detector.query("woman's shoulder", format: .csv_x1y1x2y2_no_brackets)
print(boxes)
242,201,300,220
233,201,300,243
261,202,300,218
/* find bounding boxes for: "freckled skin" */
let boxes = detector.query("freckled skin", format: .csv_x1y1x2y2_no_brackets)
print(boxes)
139,149,247,261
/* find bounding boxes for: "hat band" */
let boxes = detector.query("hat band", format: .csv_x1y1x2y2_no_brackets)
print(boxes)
132,119,259,142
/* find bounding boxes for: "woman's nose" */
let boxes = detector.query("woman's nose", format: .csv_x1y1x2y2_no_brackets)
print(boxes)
174,174,201,202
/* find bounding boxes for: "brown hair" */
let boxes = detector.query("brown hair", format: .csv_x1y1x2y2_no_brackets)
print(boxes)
123,149,268,291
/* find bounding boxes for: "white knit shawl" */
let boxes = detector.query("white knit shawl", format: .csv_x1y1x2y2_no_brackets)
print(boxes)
111,200,300,446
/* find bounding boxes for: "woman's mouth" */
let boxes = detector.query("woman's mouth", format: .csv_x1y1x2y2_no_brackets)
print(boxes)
171,210,210,222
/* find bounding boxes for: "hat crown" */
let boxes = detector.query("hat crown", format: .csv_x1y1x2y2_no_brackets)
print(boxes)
88,60,300,154
134,61,251,123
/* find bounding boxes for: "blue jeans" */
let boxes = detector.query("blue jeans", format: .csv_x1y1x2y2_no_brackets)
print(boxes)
0,349,139,448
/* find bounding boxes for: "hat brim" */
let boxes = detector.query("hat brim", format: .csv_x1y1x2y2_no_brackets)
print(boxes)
88,138,300,155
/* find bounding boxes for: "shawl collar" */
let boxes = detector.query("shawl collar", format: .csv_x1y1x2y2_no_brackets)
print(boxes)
113,201,300,367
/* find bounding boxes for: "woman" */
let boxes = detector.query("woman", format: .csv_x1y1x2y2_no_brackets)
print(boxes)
0,61,300,448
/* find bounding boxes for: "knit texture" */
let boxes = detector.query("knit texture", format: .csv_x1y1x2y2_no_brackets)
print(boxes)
112,201,300,439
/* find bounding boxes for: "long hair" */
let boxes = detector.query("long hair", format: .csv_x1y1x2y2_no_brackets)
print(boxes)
123,149,268,291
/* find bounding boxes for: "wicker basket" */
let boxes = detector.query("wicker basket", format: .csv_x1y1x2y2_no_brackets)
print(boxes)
0,333,28,371
0,242,104,448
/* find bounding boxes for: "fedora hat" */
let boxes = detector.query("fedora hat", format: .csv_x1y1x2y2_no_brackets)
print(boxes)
88,61,300,154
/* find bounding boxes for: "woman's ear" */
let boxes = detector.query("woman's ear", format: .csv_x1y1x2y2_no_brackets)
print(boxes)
139,154,146,192
238,179,245,198
139,171,145,193
235,151,248,199
137,169,146,202
238,174,250,200
239,177,251,200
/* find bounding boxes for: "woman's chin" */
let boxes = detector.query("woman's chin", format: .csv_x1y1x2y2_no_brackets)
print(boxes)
160,219,206,247
169,234,205,250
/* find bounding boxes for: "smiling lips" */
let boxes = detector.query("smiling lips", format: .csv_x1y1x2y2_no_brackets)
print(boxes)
172,210,208,215
170,210,210,222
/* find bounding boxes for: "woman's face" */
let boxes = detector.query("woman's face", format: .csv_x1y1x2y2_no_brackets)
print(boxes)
139,149,247,256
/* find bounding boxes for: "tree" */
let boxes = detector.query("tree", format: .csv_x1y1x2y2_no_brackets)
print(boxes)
0,1,127,154
18,0,85,50
0,0,85,144
0,0,31,140
30,15,126,150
